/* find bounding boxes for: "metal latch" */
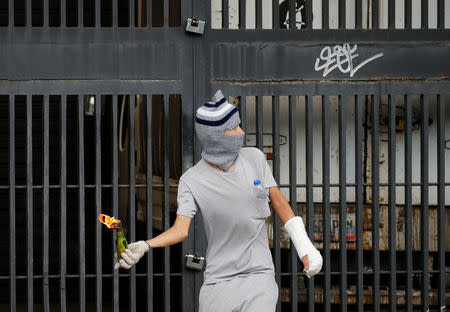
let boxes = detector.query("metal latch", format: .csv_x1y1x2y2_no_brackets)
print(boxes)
185,253,205,271
185,18,205,35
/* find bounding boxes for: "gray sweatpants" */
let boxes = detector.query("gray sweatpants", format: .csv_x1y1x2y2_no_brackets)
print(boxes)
199,274,279,312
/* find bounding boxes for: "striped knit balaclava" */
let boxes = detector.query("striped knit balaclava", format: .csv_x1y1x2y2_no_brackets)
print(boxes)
195,90,244,171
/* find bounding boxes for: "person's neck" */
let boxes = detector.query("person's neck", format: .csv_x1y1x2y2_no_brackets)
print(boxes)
206,161,236,172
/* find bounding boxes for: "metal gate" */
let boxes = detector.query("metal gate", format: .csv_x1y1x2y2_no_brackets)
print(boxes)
1,0,449,311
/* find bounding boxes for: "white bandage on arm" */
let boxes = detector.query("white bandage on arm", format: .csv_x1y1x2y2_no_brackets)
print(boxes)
284,216,323,278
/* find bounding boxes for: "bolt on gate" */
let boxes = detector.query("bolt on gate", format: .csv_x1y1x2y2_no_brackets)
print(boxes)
0,0,449,312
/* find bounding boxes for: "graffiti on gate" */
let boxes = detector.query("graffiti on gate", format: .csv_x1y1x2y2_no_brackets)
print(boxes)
314,43,384,78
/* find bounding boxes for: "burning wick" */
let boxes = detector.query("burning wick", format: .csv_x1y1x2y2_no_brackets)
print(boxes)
98,214,128,263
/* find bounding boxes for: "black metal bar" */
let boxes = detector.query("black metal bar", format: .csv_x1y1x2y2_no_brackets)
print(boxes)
339,0,345,29
306,0,313,29
60,95,67,312
371,94,380,312
129,95,137,312
388,0,395,29
78,0,83,27
9,95,16,311
43,94,50,312
130,0,135,27
43,0,49,27
437,94,445,309
163,94,171,311
256,96,263,150
420,95,429,311
437,0,444,29
272,96,282,312
95,0,100,27
222,0,229,29
355,95,363,312
239,96,247,134
372,0,379,29
405,95,413,312
8,0,13,26
113,0,118,27
322,95,331,312
387,94,396,312
61,0,66,27
272,0,279,30
95,94,102,311
421,0,428,29
146,95,153,312
323,0,329,29
256,0,262,29
287,95,297,312
78,95,86,311
338,95,347,312
147,0,152,27
164,0,169,27
239,0,246,29
112,95,119,312
305,95,314,312
26,95,33,312
405,0,412,29
289,0,295,30
26,0,31,27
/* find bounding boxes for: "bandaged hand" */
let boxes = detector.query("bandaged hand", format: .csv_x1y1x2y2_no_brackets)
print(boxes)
284,216,323,278
114,240,150,270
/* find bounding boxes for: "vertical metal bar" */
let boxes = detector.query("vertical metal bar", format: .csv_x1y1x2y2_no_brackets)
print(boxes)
323,0,329,29
372,0,379,29
9,95,16,312
78,95,86,311
43,95,50,312
164,0,169,27
355,95,364,312
272,96,282,312
339,0,346,29
421,0,428,28
322,96,331,312
26,0,31,27
388,0,395,29
288,95,298,312
387,94,396,312
305,95,314,312
130,0,136,27
146,95,153,312
289,0,295,30
437,95,445,309
405,95,413,312
26,95,33,312
8,0,14,26
163,94,171,311
61,0,66,27
60,95,67,312
95,0,100,27
256,96,263,151
147,0,152,27
272,0,279,30
112,0,118,27
420,95,429,311
306,0,313,29
112,95,119,312
78,0,83,26
437,0,444,29
129,95,137,312
355,0,362,29
222,0,229,29
256,0,262,29
239,0,246,29
338,95,347,312
371,94,380,312
239,96,247,134
405,0,412,29
43,0,49,27
95,94,102,311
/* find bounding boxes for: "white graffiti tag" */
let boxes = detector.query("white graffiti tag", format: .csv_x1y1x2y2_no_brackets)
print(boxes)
314,43,384,77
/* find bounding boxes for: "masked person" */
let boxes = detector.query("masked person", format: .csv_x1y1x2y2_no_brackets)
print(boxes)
116,90,323,312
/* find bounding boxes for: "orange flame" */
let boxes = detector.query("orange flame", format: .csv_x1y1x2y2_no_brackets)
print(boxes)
98,214,121,229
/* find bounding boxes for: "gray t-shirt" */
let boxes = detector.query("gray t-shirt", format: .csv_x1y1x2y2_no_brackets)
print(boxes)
176,147,278,285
